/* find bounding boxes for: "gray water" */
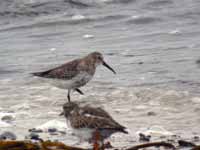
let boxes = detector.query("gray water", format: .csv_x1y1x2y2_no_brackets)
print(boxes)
0,0,200,148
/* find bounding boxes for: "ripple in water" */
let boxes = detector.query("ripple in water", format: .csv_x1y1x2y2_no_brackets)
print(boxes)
126,15,162,25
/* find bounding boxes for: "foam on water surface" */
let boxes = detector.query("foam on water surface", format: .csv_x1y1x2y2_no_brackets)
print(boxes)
35,119,70,132
0,0,200,146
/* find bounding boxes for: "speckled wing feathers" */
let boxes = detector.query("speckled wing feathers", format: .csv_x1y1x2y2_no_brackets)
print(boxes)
81,106,113,119
32,59,80,80
70,107,127,133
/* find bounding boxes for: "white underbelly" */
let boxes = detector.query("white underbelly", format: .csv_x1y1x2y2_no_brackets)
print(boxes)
73,128,94,141
66,119,94,141
39,72,93,90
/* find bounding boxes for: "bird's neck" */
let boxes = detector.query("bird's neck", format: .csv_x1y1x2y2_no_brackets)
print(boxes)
80,57,96,75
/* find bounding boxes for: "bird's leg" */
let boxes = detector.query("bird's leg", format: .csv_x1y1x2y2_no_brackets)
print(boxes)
67,90,71,102
103,141,113,149
93,130,100,150
75,88,84,95
100,139,105,150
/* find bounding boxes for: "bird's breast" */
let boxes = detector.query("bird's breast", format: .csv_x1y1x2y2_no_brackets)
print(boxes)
72,128,94,141
72,72,93,88
37,72,93,89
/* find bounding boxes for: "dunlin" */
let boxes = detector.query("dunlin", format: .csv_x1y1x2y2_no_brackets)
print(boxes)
61,102,128,149
32,52,116,102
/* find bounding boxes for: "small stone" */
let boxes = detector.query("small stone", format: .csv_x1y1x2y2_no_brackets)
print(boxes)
138,62,144,65
167,139,175,143
28,128,43,133
48,128,57,133
28,133,40,140
1,115,14,122
53,139,59,142
49,132,59,136
59,131,66,135
104,141,113,149
193,136,200,142
147,111,156,116
178,140,196,147
171,134,181,139
196,59,200,64
0,131,17,140
139,133,151,142
160,135,166,139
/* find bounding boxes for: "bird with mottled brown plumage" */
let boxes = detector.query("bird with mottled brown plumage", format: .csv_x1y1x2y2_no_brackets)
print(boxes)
32,52,116,102
61,102,128,148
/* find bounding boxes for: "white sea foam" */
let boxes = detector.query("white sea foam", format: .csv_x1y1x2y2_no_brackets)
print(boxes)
49,48,56,51
169,29,181,34
72,14,86,20
0,112,15,120
0,120,12,128
136,126,174,137
35,120,69,132
134,105,148,110
11,103,39,111
191,97,200,103
131,15,140,19
11,103,31,110
83,34,94,39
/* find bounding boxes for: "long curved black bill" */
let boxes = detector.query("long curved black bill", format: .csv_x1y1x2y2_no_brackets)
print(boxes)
103,61,116,74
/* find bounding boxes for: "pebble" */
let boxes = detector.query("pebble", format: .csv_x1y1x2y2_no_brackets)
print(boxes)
29,133,40,140
49,132,59,136
138,62,144,65
48,128,57,133
167,139,175,143
196,59,200,64
29,128,43,133
193,136,200,142
59,131,66,135
178,140,196,147
1,115,14,122
0,131,17,140
147,111,156,116
139,133,151,142
26,132,40,141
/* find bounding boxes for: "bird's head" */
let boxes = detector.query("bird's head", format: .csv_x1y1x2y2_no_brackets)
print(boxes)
89,52,116,74
62,102,78,117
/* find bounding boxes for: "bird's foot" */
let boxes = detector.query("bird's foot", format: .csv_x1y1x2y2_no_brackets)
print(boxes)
103,141,113,149
75,88,84,95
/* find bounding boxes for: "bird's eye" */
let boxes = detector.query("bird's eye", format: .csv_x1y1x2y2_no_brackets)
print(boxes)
97,56,102,60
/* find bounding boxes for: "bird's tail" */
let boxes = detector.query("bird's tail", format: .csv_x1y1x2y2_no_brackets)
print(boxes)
32,72,43,76
121,128,128,134
31,69,51,77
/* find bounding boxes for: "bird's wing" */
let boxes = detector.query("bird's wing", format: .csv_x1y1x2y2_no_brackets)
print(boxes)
81,106,113,120
32,59,80,80
71,110,126,132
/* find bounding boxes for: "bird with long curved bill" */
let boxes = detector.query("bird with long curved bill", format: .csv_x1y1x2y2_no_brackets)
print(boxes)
32,52,116,102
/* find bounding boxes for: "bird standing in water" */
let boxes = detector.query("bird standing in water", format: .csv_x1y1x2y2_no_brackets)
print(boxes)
32,52,116,102
61,102,128,149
